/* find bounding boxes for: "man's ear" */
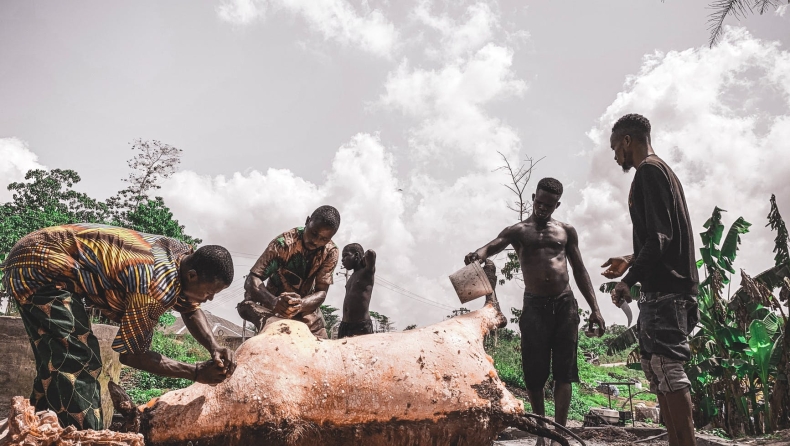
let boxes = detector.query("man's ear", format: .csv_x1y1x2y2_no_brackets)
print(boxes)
187,269,199,283
531,193,536,201
556,201,561,209
624,134,631,147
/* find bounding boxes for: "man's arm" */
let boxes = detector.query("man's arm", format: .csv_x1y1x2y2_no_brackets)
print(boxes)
464,226,515,264
182,308,236,376
120,351,228,384
565,225,606,334
299,246,339,315
362,250,377,274
299,283,328,315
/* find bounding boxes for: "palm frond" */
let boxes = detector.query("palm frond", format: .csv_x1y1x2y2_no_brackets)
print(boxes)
707,0,752,47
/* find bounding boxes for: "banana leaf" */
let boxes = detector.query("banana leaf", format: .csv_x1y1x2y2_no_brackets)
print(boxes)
701,207,726,246
720,217,752,263
715,326,748,350
605,325,639,356
598,281,642,300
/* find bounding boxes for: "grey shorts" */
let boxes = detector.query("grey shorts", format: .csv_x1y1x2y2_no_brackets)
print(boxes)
641,355,691,394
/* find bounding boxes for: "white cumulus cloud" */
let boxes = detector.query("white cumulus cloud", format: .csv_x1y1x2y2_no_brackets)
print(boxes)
217,0,398,58
569,27,790,325
0,138,46,204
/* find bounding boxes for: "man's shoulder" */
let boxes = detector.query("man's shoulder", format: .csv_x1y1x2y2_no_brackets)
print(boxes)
271,227,302,248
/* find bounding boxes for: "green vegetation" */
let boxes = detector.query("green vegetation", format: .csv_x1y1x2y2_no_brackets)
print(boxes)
122,331,210,405
485,329,652,422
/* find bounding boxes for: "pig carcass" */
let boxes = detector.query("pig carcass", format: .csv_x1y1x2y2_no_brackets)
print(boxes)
140,300,571,446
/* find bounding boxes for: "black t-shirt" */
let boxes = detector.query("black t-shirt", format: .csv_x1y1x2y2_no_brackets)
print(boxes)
623,155,699,295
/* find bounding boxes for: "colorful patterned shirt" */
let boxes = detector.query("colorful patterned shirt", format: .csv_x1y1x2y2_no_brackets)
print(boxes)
247,227,338,334
1,224,198,355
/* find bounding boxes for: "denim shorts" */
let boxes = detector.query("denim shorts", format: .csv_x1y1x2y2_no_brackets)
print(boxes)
637,292,699,362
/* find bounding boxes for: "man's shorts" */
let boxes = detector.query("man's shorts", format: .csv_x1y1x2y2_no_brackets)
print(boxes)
637,292,699,394
337,319,374,339
519,289,580,390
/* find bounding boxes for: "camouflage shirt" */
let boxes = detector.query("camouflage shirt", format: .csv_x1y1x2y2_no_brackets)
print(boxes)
247,227,338,334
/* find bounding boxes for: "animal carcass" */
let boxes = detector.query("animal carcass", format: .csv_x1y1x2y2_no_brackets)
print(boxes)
140,300,569,446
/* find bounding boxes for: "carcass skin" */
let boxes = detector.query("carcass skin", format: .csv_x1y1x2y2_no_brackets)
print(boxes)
141,302,527,446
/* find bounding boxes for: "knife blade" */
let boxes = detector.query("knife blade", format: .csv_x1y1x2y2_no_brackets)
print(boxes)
619,301,633,326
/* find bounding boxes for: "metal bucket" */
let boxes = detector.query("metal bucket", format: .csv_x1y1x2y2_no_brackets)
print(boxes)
449,262,494,304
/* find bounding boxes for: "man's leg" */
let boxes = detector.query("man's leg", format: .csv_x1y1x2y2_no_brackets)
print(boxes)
16,287,104,430
553,382,572,427
652,355,696,446
550,292,580,430
520,299,552,446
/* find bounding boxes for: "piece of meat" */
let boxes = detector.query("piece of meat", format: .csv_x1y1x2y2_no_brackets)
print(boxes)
140,300,572,446
0,396,143,446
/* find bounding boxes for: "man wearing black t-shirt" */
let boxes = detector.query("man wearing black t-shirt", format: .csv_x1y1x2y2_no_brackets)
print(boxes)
602,114,699,446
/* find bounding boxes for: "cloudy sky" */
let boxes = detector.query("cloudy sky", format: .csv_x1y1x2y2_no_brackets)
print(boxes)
1,1,789,331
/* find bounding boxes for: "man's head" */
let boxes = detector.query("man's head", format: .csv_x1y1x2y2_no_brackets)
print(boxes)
303,205,341,251
532,177,563,223
341,243,364,270
181,245,234,304
610,113,651,172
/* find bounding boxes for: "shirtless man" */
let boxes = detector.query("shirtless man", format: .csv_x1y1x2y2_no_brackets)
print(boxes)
465,178,605,445
338,243,376,338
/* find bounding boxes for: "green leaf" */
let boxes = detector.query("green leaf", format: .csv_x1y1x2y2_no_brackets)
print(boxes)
715,326,748,350
720,217,751,261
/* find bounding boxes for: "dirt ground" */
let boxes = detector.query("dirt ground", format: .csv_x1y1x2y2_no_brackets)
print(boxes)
495,426,669,446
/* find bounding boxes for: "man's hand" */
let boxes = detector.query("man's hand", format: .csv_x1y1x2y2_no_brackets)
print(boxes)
588,310,606,337
611,281,633,307
194,360,229,384
464,251,484,265
210,346,237,377
274,292,302,318
601,256,631,279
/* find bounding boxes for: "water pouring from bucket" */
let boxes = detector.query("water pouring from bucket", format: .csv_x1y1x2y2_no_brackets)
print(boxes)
449,261,494,304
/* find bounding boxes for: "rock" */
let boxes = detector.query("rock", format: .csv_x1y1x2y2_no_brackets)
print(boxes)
635,406,660,422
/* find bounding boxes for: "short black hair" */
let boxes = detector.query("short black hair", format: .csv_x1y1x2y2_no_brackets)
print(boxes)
536,177,563,197
191,245,234,285
343,243,363,257
612,113,651,144
310,205,341,230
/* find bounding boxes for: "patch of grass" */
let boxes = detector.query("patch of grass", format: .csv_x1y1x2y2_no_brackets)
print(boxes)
487,331,653,421
124,331,210,405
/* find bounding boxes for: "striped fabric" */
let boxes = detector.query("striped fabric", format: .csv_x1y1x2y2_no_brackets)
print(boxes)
2,223,197,354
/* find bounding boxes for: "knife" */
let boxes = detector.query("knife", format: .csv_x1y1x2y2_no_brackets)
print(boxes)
619,301,633,326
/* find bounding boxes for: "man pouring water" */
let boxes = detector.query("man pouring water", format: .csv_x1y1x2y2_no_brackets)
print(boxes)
464,178,605,446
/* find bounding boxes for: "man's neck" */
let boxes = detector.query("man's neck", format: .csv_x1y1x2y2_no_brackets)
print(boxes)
632,144,655,168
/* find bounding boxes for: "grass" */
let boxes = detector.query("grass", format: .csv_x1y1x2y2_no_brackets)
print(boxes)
122,331,210,405
486,330,653,421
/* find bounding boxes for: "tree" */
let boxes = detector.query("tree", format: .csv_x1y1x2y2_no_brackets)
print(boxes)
320,305,340,333
123,139,182,204
123,197,201,246
767,194,789,267
404,324,417,331
494,152,543,285
707,1,789,47
369,311,396,333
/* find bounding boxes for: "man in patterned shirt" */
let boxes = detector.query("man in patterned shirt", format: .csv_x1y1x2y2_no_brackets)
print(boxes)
1,223,237,430
239,205,340,338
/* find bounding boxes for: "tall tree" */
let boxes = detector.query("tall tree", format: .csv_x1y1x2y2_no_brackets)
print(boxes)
123,139,182,204
767,194,789,267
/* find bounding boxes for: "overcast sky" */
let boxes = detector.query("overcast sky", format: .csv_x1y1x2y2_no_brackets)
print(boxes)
1,1,789,331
